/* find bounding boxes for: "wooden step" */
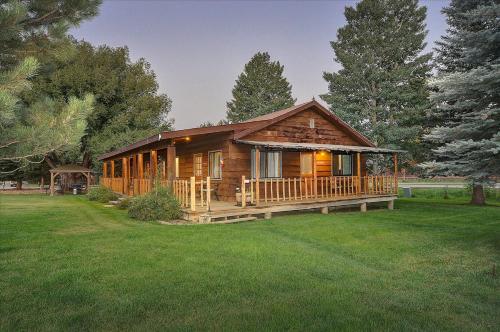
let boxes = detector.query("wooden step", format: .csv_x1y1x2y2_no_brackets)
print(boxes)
210,217,257,224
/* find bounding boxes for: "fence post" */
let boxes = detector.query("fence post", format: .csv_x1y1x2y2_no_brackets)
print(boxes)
190,177,196,212
241,175,246,208
206,176,211,212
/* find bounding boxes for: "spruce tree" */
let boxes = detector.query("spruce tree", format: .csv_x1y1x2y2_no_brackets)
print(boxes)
321,0,432,168
421,0,500,205
226,52,295,123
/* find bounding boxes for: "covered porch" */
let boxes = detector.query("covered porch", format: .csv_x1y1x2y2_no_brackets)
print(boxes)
99,139,401,222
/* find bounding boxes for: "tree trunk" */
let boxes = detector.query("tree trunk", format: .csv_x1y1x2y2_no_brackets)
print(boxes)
16,179,22,190
471,184,485,205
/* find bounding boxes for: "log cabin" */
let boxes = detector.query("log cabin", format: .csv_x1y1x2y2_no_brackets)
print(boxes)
98,100,401,222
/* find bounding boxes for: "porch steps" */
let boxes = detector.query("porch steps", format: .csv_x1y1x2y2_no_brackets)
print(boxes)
210,216,258,224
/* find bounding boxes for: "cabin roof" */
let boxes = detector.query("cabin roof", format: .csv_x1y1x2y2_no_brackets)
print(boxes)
235,140,404,154
98,100,375,161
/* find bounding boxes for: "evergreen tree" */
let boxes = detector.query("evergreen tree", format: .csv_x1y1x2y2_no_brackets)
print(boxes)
321,0,432,169
421,0,500,205
226,52,295,123
0,0,100,174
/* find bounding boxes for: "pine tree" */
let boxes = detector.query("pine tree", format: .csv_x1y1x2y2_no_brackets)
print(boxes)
421,0,500,205
226,52,295,123
0,0,100,174
321,0,432,169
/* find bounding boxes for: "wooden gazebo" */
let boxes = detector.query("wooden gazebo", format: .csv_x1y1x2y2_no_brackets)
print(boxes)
49,165,92,196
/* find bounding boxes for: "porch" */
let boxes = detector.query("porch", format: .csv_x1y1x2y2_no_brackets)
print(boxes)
101,174,397,222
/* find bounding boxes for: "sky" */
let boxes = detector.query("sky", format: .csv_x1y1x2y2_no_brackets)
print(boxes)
70,0,449,130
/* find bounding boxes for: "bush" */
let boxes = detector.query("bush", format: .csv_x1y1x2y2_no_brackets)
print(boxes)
116,198,131,210
128,186,182,221
88,185,118,203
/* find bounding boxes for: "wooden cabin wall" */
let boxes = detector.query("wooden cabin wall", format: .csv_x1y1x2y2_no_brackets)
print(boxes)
243,109,363,145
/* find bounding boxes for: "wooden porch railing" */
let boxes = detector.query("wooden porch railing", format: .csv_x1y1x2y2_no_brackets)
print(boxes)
100,176,213,212
241,175,396,207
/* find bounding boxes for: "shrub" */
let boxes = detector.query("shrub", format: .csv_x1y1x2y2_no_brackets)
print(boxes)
128,186,182,221
88,185,118,203
116,198,131,210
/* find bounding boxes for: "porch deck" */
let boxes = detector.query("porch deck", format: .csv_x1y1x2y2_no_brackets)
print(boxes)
184,193,397,223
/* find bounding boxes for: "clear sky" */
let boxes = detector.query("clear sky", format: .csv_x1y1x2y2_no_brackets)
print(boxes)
70,0,449,130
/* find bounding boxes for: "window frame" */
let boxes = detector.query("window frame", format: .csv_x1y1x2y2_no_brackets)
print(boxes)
193,153,203,177
251,149,282,179
332,153,353,176
300,152,314,177
208,150,223,180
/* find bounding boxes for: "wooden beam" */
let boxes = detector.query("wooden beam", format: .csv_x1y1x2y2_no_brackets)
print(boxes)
255,148,260,206
313,151,317,198
190,176,196,212
241,175,246,208
393,153,398,194
137,153,144,179
110,160,115,178
357,152,361,195
50,172,54,196
86,172,91,193
122,156,129,195
103,162,108,178
166,145,176,187
150,150,158,178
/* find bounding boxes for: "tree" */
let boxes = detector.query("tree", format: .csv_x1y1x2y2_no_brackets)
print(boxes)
421,0,500,205
199,119,229,127
0,0,100,175
321,0,432,170
226,52,295,123
23,41,173,170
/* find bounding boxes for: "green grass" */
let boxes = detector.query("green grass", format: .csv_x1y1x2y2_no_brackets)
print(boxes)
1,194,499,331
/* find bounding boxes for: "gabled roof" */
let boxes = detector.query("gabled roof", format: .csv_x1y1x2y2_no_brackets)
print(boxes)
98,100,375,160
234,100,375,147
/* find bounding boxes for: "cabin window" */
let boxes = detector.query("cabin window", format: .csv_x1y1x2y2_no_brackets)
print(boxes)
193,153,203,177
332,154,353,176
309,118,315,128
251,150,282,178
175,157,180,178
208,151,222,179
300,152,313,176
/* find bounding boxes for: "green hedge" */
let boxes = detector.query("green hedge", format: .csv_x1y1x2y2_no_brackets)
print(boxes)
88,185,118,203
128,186,182,221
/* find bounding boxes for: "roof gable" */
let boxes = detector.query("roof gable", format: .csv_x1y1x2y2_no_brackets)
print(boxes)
234,100,375,147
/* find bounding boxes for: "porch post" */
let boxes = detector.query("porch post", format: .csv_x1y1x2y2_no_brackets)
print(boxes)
241,175,246,208
50,172,55,196
166,145,176,187
137,153,144,179
103,161,108,178
150,150,158,178
357,152,361,195
255,148,260,206
122,156,129,195
110,160,115,178
86,172,91,193
313,151,317,198
393,153,398,194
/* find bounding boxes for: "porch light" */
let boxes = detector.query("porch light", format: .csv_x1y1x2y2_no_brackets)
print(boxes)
185,137,191,142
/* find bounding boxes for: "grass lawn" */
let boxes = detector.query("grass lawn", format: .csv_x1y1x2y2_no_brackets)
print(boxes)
1,194,499,331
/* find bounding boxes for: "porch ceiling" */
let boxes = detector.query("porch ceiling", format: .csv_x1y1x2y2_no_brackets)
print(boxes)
235,140,405,154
